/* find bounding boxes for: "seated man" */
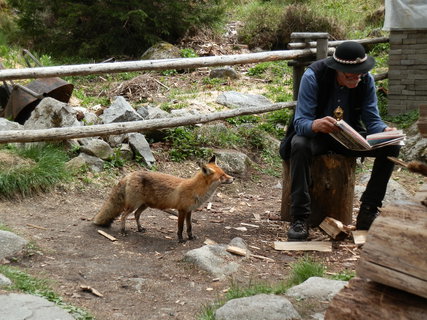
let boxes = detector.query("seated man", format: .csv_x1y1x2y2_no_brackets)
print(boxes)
280,41,400,241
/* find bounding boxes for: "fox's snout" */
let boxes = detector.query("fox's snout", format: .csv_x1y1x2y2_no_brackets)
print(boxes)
221,174,234,184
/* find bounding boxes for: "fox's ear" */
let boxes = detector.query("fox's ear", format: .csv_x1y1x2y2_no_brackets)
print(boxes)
202,165,214,176
209,155,216,164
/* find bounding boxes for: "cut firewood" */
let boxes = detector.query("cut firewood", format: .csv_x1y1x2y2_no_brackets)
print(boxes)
204,238,217,245
319,217,349,240
26,223,48,230
250,253,275,262
97,230,117,242
80,285,103,297
226,245,248,256
273,241,332,252
352,230,368,245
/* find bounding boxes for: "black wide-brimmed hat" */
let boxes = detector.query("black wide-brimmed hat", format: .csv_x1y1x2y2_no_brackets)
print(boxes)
325,41,375,74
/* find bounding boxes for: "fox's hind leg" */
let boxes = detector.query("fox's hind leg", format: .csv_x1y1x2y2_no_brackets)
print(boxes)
177,210,186,243
134,204,148,232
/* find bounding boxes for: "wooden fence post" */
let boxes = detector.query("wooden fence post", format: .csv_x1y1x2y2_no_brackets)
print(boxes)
288,32,329,100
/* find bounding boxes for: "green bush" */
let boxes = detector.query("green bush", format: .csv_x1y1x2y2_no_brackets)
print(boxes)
275,4,345,49
8,0,227,59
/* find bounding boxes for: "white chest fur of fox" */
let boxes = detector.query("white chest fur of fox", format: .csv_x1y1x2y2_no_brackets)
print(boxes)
93,156,233,242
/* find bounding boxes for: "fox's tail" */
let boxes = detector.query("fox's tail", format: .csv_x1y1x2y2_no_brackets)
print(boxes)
93,179,126,227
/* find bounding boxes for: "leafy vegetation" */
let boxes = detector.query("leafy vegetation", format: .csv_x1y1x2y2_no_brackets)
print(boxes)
6,0,227,59
0,265,94,319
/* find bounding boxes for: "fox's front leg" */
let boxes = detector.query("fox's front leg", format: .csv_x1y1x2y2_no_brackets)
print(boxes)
177,210,186,243
186,211,195,240
120,208,133,236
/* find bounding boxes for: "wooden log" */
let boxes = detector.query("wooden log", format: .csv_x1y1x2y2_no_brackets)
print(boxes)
356,202,427,299
287,36,389,49
325,277,427,320
0,49,334,81
281,154,356,226
0,101,295,143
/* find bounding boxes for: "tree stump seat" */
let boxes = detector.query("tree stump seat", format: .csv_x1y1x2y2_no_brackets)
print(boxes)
281,154,357,226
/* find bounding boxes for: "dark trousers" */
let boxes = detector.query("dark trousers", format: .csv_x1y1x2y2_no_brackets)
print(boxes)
289,134,401,221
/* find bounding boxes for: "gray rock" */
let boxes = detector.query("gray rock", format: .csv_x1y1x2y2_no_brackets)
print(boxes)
215,149,252,176
128,133,155,167
210,67,240,79
228,237,248,251
119,143,134,161
286,277,347,301
107,134,128,148
216,91,272,109
0,274,12,287
215,294,301,320
23,97,81,129
80,139,114,160
143,105,170,120
101,96,143,123
0,293,74,320
355,174,412,205
0,230,28,260
66,153,105,172
73,106,100,125
0,118,23,131
140,42,181,60
184,244,239,279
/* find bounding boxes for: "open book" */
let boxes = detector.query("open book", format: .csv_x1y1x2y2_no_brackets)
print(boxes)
330,120,405,151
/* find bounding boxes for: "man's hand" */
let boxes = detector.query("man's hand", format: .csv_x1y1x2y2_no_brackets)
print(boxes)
384,126,397,132
312,116,341,133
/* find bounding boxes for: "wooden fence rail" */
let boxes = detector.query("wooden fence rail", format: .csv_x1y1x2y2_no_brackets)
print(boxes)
0,102,295,143
0,36,389,144
0,48,332,81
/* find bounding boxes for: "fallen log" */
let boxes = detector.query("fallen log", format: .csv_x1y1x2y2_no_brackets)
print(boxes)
0,102,295,143
325,277,427,320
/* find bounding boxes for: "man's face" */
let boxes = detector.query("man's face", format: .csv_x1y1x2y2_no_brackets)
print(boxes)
336,71,362,88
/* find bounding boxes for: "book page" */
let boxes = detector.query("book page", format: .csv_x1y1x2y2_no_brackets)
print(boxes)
330,120,371,151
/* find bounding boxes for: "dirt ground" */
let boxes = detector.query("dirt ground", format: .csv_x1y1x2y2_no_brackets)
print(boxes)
0,24,424,319
0,154,423,320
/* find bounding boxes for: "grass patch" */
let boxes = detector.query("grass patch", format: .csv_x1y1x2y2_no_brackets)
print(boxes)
0,143,71,199
0,265,93,319
198,255,327,319
287,256,326,287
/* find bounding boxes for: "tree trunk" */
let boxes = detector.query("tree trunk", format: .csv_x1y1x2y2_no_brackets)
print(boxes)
356,202,427,299
281,154,356,226
325,277,427,320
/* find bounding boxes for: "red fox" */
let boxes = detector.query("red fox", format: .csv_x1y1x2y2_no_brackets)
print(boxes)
93,156,233,242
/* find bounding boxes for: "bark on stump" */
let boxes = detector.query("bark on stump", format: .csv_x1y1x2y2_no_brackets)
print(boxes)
281,154,356,226
325,277,427,320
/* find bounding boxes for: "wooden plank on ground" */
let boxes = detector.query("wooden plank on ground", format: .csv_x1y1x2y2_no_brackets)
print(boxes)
273,241,332,252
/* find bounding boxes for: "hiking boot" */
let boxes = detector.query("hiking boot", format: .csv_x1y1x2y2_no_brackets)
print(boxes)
287,219,308,241
356,204,379,230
